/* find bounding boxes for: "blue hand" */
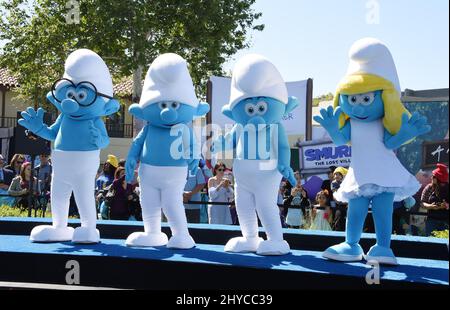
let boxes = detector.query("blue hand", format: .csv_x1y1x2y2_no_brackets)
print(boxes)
210,135,226,154
398,112,431,140
313,106,342,135
278,164,296,187
125,157,137,184
18,107,45,133
188,159,199,175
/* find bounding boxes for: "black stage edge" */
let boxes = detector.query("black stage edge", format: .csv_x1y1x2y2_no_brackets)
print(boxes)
0,234,448,290
0,252,441,290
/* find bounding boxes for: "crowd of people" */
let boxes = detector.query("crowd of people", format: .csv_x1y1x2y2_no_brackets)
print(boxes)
0,152,448,237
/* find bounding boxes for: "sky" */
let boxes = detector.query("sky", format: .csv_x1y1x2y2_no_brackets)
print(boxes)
223,0,450,97
1,0,448,97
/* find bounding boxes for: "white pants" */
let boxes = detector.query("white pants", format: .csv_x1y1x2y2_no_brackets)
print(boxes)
139,164,190,237
232,159,283,241
50,150,100,229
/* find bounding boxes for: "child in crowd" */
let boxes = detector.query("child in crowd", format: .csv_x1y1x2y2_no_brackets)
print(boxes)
310,190,333,231
331,167,348,193
285,186,310,229
331,167,349,231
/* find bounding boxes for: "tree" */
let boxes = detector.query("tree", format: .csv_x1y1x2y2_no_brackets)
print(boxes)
313,92,334,106
0,0,264,110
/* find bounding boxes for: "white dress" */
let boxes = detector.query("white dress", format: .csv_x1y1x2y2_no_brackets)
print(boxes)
310,209,332,231
334,119,420,203
286,195,304,227
208,182,234,225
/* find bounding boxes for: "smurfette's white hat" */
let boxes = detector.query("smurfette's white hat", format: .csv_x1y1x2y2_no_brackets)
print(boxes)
227,54,288,110
139,53,199,108
63,49,114,97
346,37,401,94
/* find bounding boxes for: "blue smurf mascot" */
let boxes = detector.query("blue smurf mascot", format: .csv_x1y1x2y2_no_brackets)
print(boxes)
217,54,299,255
19,49,120,243
124,53,209,249
315,38,431,265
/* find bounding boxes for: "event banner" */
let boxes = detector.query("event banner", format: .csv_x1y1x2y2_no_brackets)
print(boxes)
300,141,352,170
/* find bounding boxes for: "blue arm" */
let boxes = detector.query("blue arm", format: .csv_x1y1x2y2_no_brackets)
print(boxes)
18,107,60,141
35,114,62,141
93,118,110,149
125,125,149,183
384,112,431,150
128,125,148,161
313,106,350,146
331,121,351,146
213,124,242,153
277,123,297,186
187,126,200,174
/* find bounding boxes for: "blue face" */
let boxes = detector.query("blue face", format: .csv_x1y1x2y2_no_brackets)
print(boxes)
133,101,197,128
231,97,285,127
47,81,118,120
339,90,384,122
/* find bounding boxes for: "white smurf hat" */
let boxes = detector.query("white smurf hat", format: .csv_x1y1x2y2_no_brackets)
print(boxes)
227,54,288,110
63,49,114,97
139,53,198,108
346,37,401,93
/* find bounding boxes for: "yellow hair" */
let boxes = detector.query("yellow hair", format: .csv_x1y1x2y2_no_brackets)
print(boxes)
333,166,348,177
333,73,410,135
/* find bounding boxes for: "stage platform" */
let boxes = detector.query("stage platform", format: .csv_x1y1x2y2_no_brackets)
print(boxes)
0,217,448,289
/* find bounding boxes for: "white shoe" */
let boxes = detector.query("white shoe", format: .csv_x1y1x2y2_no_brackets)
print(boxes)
224,237,263,253
72,227,100,244
30,225,74,242
256,239,290,256
125,232,168,247
167,234,196,249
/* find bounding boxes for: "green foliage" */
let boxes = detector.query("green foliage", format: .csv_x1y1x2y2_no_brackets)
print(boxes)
0,204,51,217
0,0,264,105
313,92,334,106
431,229,449,239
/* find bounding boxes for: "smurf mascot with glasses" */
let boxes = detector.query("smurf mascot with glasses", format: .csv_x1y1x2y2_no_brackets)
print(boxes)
315,38,431,265
124,53,209,249
215,54,299,255
18,49,120,243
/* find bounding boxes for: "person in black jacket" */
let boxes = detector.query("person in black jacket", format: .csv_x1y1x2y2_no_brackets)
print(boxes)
321,166,337,194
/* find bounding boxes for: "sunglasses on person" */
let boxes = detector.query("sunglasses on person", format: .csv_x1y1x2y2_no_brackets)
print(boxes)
216,168,225,172
51,78,114,107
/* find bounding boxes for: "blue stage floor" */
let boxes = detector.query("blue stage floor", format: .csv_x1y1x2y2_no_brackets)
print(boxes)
0,234,448,288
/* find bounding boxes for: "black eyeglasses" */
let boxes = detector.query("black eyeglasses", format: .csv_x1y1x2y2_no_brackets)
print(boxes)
51,78,114,107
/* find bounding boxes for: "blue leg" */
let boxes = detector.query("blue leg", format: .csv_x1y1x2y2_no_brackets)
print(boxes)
366,192,398,265
323,196,369,262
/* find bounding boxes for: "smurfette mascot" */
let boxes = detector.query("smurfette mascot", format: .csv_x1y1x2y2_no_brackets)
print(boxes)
124,53,209,249
217,54,299,255
19,49,120,243
315,38,431,265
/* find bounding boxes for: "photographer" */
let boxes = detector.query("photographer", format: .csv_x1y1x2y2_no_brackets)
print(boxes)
421,163,449,236
285,185,310,229
104,167,135,221
207,163,234,225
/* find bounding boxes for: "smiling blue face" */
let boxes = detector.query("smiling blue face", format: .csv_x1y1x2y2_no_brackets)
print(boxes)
47,81,119,120
339,90,384,122
230,97,286,127
129,100,210,128
138,102,196,128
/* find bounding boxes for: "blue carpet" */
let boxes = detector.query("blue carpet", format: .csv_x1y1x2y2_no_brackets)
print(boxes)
0,234,447,286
